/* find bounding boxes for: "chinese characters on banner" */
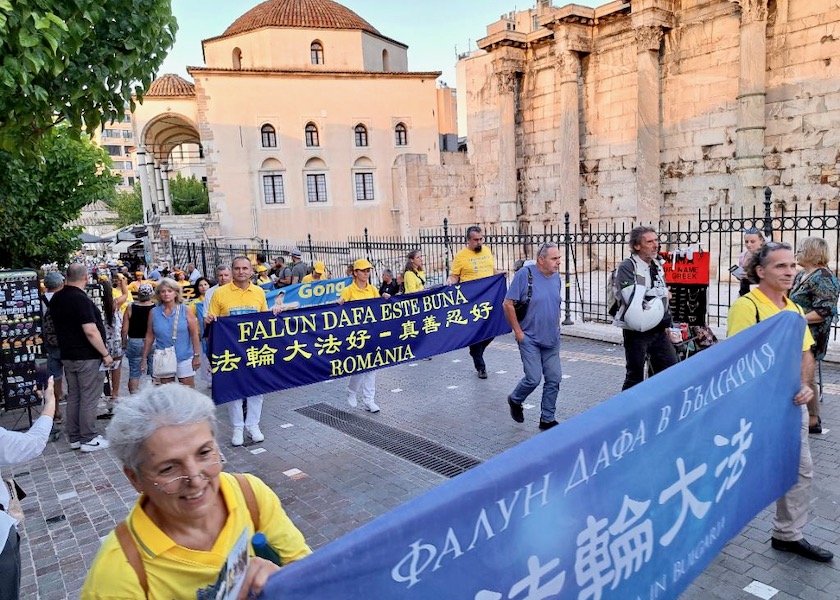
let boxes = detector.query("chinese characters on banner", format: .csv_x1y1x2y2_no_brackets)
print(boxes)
262,312,805,600
208,275,511,404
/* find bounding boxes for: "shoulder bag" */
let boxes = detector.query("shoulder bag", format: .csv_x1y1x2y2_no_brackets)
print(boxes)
152,305,180,379
512,267,533,322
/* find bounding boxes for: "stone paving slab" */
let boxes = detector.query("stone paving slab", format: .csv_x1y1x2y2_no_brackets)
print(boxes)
2,332,839,599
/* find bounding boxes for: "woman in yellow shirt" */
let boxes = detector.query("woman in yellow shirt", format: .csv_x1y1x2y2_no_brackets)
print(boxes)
338,259,390,412
403,249,426,293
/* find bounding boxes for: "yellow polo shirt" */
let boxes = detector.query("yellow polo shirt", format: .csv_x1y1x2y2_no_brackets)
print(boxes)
727,288,815,352
81,473,310,600
340,282,379,302
209,282,268,317
450,246,495,282
403,269,426,293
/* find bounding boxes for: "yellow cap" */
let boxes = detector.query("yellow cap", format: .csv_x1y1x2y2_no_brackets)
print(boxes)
256,264,268,273
314,261,326,274
353,258,373,271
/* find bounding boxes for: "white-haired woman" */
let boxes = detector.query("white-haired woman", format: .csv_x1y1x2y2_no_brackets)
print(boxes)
81,385,310,599
141,278,202,387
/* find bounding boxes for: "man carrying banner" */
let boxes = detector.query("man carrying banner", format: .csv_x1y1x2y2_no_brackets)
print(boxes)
502,243,563,430
613,226,677,390
728,241,833,562
208,256,268,447
447,226,503,379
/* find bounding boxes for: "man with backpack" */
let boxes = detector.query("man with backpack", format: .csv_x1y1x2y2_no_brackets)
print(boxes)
611,226,677,390
41,272,65,420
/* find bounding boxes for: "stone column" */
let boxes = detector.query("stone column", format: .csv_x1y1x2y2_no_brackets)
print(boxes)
635,25,664,225
555,51,582,223
494,67,519,228
153,164,166,215
144,157,159,215
161,164,173,215
733,0,768,203
135,148,154,222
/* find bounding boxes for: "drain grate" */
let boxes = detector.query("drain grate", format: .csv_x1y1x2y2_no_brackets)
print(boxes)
296,403,482,478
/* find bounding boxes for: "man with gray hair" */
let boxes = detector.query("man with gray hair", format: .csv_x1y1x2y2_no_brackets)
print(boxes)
49,263,114,452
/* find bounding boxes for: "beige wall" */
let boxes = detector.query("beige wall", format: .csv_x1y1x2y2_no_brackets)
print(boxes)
436,86,458,135
204,29,407,72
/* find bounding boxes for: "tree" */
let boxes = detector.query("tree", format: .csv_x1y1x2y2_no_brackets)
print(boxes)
170,174,210,215
109,183,144,228
0,128,120,267
0,0,177,153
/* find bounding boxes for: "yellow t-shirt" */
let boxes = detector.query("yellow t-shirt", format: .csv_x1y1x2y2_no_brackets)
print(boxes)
450,246,495,282
727,288,815,352
81,473,310,600
340,282,379,302
209,282,268,317
113,287,133,315
403,269,426,293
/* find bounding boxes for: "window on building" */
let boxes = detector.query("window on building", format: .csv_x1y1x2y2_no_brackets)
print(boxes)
105,145,122,156
121,114,131,123
394,122,408,146
127,176,135,186
310,41,324,65
305,122,319,147
382,49,390,71
261,124,277,148
355,172,374,201
232,47,242,70
354,124,368,147
123,129,133,139
263,174,285,204
306,174,327,202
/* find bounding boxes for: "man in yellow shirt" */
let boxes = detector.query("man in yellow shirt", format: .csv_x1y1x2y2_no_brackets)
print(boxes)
301,261,327,283
208,256,269,446
727,241,832,563
446,226,501,379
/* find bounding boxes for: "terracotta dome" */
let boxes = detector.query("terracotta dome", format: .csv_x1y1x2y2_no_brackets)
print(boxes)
222,0,381,38
146,73,195,97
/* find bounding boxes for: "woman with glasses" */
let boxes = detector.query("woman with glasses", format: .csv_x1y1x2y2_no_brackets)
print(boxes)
790,237,840,434
81,384,310,599
737,227,765,296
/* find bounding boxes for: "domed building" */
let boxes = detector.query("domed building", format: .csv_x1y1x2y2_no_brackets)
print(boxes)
133,0,444,245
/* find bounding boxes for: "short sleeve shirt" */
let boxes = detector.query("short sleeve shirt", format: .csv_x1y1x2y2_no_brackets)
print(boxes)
727,288,815,352
209,282,268,317
340,283,379,303
450,247,495,282
505,266,562,346
49,286,106,360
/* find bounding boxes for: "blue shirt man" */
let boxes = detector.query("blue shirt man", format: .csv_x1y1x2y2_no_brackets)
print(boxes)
502,243,563,430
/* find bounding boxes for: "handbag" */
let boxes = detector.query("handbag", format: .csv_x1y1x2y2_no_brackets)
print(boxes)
4,477,26,524
152,305,180,379
512,267,533,321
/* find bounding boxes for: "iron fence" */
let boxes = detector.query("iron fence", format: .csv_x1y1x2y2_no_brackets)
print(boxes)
171,189,840,335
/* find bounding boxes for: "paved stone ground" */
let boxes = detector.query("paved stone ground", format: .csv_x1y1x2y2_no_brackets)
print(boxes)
3,330,840,599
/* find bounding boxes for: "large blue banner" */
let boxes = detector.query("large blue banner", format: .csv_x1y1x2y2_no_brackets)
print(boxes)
209,275,511,404
262,311,805,599
261,277,352,309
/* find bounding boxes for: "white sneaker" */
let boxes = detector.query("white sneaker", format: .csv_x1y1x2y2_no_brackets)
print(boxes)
347,395,358,408
80,435,110,453
247,426,264,443
364,400,380,413
69,441,82,450
231,427,244,447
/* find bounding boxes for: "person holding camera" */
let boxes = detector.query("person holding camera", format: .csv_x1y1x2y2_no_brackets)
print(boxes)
502,243,563,430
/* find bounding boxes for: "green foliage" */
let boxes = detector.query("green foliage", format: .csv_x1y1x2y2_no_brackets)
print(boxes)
0,128,120,268
109,183,144,228
0,0,177,153
170,173,209,215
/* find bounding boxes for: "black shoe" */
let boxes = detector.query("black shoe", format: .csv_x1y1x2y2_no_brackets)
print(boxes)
809,417,823,435
477,369,488,379
771,537,833,562
539,420,559,431
507,397,524,423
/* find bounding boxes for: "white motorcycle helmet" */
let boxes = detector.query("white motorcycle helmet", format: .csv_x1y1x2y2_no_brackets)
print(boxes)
622,284,666,332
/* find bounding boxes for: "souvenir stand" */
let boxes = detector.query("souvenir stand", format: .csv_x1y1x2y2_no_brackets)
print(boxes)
0,269,44,425
660,249,717,360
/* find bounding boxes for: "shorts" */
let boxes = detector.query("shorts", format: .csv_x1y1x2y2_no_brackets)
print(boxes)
46,345,63,380
173,358,196,380
125,338,152,380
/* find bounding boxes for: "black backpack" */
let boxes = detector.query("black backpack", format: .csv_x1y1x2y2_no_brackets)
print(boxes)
41,294,58,347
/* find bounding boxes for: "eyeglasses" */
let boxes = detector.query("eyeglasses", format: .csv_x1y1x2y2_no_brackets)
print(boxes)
144,449,225,495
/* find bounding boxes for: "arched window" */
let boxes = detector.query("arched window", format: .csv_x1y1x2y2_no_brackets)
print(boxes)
305,122,319,147
354,124,368,147
260,124,276,148
382,49,390,71
260,159,285,205
394,122,408,146
310,41,324,65
232,47,242,70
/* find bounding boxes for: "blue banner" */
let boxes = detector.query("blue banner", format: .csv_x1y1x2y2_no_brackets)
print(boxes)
209,275,511,404
262,311,805,599
262,277,352,309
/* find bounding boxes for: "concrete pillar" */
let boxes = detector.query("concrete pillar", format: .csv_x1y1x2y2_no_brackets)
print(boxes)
144,157,158,214
153,164,166,215
493,63,521,228
634,25,664,225
136,148,154,222
733,0,768,204
555,51,582,223
161,164,173,215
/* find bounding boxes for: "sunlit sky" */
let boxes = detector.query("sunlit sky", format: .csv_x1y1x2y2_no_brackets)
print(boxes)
159,0,602,85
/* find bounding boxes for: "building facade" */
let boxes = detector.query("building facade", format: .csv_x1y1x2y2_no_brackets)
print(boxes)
132,0,443,245
94,110,137,191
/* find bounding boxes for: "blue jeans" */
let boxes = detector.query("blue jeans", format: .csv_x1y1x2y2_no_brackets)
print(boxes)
125,338,152,380
510,336,562,423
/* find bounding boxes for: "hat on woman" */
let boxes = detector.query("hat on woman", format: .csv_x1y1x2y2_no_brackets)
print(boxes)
137,283,154,301
353,258,373,271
